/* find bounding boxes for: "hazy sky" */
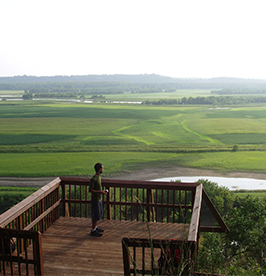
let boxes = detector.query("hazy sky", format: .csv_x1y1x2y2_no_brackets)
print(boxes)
1,0,265,79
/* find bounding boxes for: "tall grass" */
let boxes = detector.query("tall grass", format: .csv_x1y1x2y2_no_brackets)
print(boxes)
0,152,183,177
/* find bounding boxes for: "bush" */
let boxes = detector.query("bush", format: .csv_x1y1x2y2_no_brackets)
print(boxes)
198,195,266,275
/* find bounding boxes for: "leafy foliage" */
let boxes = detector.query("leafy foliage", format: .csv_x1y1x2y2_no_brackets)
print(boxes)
143,95,266,105
224,196,266,261
0,187,38,214
198,193,266,275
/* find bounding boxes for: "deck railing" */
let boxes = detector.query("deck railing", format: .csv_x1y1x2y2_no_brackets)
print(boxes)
60,177,200,226
0,228,43,276
120,183,202,275
0,177,61,276
122,237,196,276
60,177,202,275
0,177,61,232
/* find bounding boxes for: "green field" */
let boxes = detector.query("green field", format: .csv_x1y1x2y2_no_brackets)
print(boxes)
0,90,24,95
1,95,266,177
0,89,212,101
232,190,266,201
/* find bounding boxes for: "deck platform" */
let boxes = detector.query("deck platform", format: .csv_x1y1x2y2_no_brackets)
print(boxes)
41,217,190,275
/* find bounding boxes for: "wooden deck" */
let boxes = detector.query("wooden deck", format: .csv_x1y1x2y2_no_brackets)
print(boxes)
0,178,228,275
41,217,190,275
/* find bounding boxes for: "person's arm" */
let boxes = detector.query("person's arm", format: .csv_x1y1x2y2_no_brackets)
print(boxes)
89,186,107,194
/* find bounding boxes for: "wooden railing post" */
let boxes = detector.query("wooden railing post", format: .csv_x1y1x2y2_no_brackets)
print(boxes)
34,231,44,276
122,238,130,276
61,183,69,217
188,184,202,243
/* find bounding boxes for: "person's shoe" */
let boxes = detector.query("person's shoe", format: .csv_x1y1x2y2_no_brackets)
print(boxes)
90,230,102,237
96,227,104,233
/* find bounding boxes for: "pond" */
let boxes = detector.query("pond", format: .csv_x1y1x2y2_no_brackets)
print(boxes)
152,176,266,191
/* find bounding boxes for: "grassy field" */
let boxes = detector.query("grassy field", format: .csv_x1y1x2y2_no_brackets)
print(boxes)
1,94,266,177
102,89,213,101
0,89,213,100
0,90,24,95
231,189,266,201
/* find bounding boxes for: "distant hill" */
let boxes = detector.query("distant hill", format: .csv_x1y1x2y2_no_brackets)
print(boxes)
0,74,265,84
1,74,266,92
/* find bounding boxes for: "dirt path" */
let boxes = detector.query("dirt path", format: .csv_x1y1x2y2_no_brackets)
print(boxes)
111,167,266,181
1,167,266,187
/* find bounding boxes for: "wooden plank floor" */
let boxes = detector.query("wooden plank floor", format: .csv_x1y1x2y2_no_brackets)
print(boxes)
41,217,190,276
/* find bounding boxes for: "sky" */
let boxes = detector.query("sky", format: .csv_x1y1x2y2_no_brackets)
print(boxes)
1,0,266,79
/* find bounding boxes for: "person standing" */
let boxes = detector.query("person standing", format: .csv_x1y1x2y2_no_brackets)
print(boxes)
89,163,107,237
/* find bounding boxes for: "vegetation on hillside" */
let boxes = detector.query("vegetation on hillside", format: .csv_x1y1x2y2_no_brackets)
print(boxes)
0,187,38,214
1,74,266,95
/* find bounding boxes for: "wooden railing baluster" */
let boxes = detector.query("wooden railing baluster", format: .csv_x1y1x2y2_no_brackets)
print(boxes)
136,188,139,222
114,187,116,220
167,189,169,223
120,187,122,221
161,189,164,223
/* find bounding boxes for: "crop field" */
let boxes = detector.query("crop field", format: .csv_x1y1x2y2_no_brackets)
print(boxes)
103,89,213,101
0,90,24,95
0,89,213,101
1,98,266,177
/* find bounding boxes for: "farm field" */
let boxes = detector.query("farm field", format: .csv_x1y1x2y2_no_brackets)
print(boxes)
0,90,24,95
0,89,213,101
1,97,266,177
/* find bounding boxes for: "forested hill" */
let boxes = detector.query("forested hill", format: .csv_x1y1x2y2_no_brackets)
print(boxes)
1,74,266,92
2,74,175,83
1,74,266,84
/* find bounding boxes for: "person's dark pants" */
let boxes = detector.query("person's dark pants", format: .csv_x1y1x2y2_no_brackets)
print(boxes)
91,200,103,221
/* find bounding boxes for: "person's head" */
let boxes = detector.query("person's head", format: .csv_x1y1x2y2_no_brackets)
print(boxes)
94,163,103,174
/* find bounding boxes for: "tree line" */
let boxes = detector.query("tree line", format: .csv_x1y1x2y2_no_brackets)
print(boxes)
2,81,182,94
212,88,266,95
143,95,266,105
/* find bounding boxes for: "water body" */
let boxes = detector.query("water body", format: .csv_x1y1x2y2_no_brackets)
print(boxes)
2,98,143,104
152,176,266,191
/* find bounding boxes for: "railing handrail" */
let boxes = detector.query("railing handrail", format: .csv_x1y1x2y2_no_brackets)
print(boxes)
0,177,61,228
60,176,198,224
60,176,200,190
188,184,202,243
0,176,228,233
